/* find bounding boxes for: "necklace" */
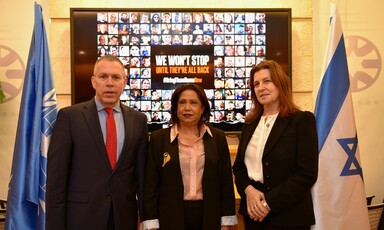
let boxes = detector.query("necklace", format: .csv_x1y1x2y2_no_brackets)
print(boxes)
264,113,278,128
265,116,271,128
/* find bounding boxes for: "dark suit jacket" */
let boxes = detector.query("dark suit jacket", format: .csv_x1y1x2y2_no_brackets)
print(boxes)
46,99,148,230
233,111,318,228
143,126,236,230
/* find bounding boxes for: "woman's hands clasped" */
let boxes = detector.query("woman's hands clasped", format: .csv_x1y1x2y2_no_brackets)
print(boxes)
244,185,270,222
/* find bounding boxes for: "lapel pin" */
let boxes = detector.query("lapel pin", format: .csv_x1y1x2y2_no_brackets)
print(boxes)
162,152,171,167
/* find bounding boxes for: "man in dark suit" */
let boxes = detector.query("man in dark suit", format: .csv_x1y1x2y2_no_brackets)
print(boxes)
46,55,148,230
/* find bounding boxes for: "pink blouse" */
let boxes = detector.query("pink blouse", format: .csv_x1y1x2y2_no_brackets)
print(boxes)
170,124,212,200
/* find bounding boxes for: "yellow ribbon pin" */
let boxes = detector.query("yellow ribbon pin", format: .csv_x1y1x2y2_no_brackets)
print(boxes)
162,152,171,167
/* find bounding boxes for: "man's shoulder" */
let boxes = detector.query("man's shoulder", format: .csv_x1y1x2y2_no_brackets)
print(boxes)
60,99,94,113
120,103,147,119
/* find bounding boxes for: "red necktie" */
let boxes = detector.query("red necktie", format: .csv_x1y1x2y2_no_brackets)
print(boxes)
105,107,117,169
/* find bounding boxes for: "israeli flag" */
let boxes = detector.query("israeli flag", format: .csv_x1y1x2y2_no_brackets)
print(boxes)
311,4,370,230
5,3,57,230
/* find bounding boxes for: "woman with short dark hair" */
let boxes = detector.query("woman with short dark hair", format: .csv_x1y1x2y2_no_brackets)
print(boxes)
143,84,238,230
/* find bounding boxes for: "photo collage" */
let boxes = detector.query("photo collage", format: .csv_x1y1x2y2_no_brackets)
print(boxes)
96,11,267,125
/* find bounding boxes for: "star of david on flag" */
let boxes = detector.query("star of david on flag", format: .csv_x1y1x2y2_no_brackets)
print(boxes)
338,135,363,179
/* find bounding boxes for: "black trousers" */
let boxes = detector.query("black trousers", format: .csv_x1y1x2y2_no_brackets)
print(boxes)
184,200,203,230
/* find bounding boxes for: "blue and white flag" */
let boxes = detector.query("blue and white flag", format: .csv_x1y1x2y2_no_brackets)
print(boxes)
5,2,57,230
311,3,370,230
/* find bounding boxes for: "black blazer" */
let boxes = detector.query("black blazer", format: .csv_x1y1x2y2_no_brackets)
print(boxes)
46,99,148,230
143,126,236,230
233,111,318,228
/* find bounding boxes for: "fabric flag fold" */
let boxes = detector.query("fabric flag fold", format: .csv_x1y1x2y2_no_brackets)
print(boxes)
5,2,58,230
311,3,370,230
